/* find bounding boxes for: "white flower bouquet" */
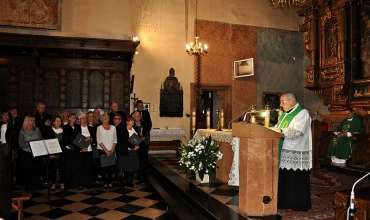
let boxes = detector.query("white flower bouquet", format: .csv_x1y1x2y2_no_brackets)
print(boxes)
178,135,223,181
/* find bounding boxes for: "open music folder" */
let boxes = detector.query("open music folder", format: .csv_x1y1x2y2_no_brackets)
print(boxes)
29,138,62,157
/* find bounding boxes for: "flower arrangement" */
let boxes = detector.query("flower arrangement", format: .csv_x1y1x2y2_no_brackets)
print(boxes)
178,135,223,181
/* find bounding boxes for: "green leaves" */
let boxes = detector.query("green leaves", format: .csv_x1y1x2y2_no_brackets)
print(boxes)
178,135,223,181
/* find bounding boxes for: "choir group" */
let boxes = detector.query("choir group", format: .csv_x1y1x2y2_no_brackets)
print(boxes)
0,100,152,192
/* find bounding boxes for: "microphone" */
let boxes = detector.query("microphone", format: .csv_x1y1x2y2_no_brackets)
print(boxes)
347,171,370,220
227,107,251,131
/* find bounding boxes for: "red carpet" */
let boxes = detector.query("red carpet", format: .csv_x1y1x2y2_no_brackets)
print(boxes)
278,196,334,220
310,171,370,195
277,171,370,219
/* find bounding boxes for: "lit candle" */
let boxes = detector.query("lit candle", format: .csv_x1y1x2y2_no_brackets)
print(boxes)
220,109,224,129
206,108,211,129
192,108,196,132
251,114,256,123
264,105,270,128
251,105,256,123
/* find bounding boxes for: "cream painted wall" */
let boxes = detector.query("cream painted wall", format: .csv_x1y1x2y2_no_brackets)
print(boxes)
0,0,304,140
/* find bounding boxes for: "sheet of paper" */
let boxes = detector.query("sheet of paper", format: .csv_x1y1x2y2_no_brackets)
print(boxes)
44,138,62,154
29,140,48,157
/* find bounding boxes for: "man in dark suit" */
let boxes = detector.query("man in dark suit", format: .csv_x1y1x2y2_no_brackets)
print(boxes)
9,107,23,132
136,100,152,135
135,100,152,181
9,106,23,184
108,101,126,125
34,103,52,128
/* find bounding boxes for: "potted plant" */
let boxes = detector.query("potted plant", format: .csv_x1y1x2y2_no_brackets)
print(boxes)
178,135,223,182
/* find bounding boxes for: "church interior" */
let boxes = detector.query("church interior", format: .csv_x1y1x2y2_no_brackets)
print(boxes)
1,0,370,219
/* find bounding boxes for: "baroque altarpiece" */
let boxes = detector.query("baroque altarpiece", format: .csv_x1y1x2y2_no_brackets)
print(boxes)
299,0,370,112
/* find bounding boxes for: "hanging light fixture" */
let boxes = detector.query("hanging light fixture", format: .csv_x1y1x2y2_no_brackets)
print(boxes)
270,0,306,9
186,0,208,55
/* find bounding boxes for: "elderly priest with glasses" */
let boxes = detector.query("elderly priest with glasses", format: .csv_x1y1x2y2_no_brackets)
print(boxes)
274,92,312,211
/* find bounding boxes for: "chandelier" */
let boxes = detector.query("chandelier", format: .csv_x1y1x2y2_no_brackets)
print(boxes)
270,0,306,9
186,0,208,55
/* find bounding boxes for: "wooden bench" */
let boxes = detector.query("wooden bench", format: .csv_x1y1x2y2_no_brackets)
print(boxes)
334,187,370,220
12,193,32,220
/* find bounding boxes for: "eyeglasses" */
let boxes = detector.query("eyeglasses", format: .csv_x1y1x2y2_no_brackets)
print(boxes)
280,99,291,104
113,118,121,120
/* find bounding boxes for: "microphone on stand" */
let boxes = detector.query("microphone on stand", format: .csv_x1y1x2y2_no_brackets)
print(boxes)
347,171,370,220
227,107,251,131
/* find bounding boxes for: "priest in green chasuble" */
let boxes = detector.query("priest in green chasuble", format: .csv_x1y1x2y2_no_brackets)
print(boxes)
275,92,312,211
327,108,364,164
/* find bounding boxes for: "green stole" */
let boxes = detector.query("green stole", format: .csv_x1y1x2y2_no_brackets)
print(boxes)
276,104,304,167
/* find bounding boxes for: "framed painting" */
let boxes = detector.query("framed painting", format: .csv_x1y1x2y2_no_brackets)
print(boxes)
263,92,281,124
233,58,254,79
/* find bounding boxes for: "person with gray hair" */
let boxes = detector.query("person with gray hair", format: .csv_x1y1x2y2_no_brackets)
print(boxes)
274,92,312,211
70,113,97,190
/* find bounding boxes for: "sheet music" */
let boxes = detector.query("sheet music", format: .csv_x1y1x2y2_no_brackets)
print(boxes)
44,138,62,154
29,140,48,157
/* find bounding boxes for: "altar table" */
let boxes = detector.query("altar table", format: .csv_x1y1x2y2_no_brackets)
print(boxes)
194,129,240,185
150,128,187,142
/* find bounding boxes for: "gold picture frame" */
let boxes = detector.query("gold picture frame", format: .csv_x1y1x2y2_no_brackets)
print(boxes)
233,58,254,79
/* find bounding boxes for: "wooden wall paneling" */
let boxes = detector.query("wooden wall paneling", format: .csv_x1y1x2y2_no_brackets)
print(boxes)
43,69,60,107
110,71,125,112
82,69,88,110
66,70,82,108
18,68,35,109
0,66,10,108
60,68,66,109
89,70,104,109
104,70,110,110
0,33,139,114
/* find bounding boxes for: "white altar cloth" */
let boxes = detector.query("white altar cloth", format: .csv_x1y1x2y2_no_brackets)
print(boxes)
150,128,186,141
193,129,240,186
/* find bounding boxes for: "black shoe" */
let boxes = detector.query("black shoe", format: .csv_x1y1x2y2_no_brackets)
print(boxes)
78,187,83,191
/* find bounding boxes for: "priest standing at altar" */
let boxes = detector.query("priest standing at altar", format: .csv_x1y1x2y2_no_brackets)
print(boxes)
275,92,312,211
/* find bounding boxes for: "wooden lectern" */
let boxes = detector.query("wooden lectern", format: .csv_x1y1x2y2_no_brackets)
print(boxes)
232,122,283,217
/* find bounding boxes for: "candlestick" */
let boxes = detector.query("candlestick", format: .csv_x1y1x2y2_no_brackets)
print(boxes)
250,105,256,123
220,109,224,129
192,108,196,132
264,105,270,128
206,108,210,129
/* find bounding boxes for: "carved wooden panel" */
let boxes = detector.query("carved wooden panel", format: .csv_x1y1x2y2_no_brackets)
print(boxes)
0,66,10,107
110,71,127,111
0,33,138,113
66,70,81,108
43,69,59,107
18,68,35,107
89,70,104,108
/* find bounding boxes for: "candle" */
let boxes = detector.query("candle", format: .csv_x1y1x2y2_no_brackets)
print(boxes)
192,108,196,132
251,114,256,123
220,109,224,129
206,108,210,129
250,105,256,123
264,105,270,128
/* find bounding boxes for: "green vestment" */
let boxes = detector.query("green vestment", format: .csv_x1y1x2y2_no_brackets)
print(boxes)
327,114,364,160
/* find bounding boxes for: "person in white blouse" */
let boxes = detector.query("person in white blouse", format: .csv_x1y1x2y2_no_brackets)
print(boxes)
96,113,117,188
